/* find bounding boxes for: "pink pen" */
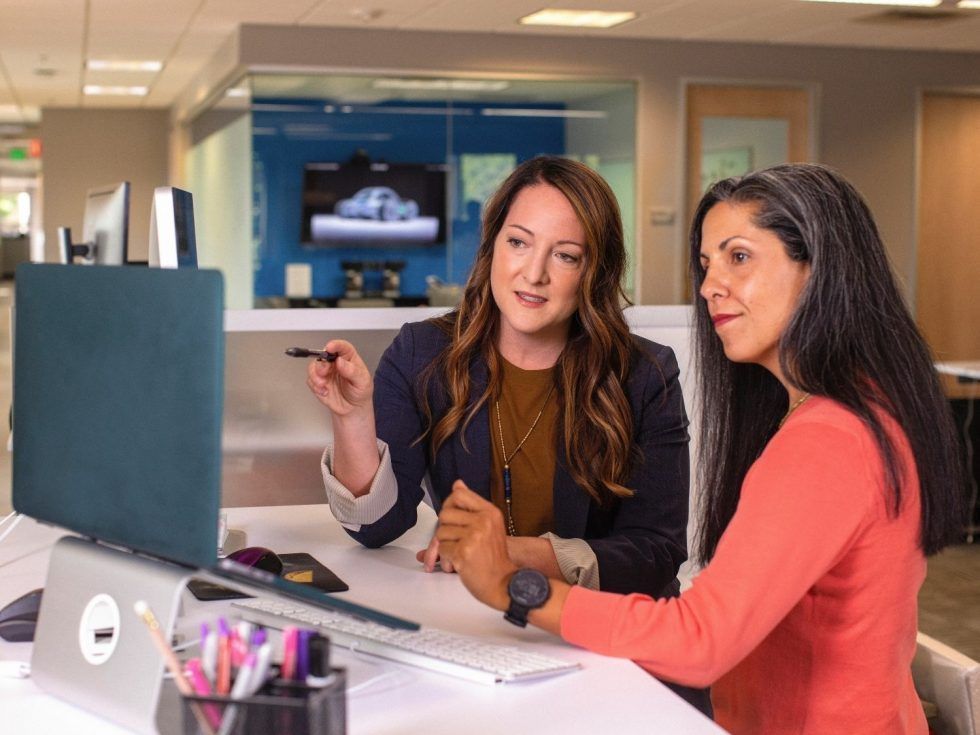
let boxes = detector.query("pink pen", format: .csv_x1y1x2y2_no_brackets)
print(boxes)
281,627,298,681
185,657,221,729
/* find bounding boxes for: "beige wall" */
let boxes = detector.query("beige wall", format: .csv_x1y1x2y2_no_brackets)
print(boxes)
40,108,169,263
181,24,980,304
186,111,253,310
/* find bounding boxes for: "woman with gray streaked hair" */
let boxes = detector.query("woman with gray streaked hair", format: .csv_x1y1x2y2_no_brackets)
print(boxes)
435,163,966,734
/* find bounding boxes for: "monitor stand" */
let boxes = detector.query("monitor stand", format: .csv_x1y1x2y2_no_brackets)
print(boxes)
31,536,192,735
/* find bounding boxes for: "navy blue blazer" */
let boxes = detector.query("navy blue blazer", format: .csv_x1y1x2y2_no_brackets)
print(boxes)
347,319,691,599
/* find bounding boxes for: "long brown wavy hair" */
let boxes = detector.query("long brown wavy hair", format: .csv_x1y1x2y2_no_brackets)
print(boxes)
419,156,637,504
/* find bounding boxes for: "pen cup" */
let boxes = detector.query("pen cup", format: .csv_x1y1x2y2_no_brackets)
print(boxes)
181,668,346,735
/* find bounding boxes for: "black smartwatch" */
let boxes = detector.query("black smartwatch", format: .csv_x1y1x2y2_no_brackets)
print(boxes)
504,569,551,627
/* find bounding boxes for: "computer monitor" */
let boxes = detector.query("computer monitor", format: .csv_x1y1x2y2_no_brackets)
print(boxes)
57,181,130,265
148,186,197,268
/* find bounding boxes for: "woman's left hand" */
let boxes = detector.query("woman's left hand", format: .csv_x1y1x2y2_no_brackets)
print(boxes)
415,535,456,573
436,480,517,612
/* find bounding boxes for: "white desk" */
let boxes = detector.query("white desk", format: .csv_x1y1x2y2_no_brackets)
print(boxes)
0,505,723,734
935,361,980,382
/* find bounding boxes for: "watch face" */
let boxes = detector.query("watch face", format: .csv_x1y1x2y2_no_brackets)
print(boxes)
509,569,549,608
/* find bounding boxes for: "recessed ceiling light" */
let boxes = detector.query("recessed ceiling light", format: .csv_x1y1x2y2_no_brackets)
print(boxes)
83,85,148,96
225,87,250,98
957,0,980,8
798,0,941,6
518,9,637,28
86,60,163,72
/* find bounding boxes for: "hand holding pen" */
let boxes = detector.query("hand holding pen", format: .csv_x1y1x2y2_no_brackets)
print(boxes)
303,339,374,417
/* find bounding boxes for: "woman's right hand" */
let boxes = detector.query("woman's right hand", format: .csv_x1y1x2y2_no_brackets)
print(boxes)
306,340,373,417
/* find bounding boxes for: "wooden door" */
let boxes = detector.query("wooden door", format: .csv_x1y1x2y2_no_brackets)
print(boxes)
917,92,980,398
685,84,811,297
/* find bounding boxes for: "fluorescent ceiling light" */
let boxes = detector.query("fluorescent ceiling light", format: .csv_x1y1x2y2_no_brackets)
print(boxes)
519,9,637,28
797,0,941,6
86,59,163,72
957,0,980,8
373,79,510,92
480,108,607,119
334,105,474,116
83,85,148,96
225,87,249,98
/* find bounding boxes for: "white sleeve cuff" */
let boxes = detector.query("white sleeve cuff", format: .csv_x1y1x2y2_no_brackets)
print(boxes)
541,533,600,590
321,440,398,531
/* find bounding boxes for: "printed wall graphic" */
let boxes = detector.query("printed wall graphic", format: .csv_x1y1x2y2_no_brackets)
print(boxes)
700,146,753,193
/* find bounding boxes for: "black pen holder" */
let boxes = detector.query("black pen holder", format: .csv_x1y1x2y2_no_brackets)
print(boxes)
181,668,346,735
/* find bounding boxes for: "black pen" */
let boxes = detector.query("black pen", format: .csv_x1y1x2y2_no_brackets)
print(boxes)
285,347,338,362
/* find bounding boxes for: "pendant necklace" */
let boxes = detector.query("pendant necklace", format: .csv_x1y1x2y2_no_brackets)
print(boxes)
779,392,811,429
494,383,555,537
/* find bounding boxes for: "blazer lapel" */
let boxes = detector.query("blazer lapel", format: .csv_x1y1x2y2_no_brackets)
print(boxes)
552,439,590,538
453,358,491,500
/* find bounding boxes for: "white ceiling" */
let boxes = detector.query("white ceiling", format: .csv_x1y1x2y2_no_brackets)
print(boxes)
1,0,979,124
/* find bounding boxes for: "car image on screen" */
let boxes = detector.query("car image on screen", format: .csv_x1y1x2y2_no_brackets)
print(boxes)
335,187,421,221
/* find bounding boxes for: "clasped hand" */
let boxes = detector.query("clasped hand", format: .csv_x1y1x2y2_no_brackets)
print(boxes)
430,480,517,612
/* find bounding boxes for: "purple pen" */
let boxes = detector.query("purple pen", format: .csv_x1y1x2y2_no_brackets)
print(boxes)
251,627,267,648
296,630,312,680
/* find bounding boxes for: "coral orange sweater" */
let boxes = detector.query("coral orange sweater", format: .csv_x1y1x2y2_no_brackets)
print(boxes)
561,397,927,734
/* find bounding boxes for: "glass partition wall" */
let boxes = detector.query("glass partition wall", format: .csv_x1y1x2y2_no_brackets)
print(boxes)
187,72,636,308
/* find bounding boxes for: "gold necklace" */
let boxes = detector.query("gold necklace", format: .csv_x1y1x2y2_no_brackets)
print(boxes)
494,384,555,537
779,392,811,429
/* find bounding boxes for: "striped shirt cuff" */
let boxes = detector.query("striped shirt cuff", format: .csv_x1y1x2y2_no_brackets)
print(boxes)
321,440,398,531
541,533,600,590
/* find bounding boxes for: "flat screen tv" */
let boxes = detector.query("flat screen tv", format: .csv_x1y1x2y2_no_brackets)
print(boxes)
301,161,447,246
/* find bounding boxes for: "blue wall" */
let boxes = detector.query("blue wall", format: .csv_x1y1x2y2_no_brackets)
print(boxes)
252,99,565,298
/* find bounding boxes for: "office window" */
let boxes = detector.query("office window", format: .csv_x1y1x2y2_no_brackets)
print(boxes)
188,73,636,307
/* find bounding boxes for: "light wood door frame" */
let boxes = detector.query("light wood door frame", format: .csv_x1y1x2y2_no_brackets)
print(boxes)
684,84,811,297
916,91,980,399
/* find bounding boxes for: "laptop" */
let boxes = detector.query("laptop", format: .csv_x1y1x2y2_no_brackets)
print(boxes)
12,264,414,732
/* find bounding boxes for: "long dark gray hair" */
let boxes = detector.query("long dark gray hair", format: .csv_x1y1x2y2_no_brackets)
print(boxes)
689,163,965,564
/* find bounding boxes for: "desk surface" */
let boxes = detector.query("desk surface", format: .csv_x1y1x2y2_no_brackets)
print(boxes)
0,505,722,734
935,361,980,381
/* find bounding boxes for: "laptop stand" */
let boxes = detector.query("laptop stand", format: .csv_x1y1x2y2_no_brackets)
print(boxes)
31,536,192,734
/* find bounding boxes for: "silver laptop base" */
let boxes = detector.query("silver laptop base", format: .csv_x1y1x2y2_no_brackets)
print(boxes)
31,536,191,734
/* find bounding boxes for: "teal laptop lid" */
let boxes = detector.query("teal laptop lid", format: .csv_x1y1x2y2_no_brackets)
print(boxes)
12,264,224,569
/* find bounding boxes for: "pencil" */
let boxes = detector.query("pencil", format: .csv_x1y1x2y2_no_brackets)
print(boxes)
133,600,193,696
134,600,216,735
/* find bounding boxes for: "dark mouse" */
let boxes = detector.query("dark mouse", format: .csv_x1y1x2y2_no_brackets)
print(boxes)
0,588,43,642
226,546,284,575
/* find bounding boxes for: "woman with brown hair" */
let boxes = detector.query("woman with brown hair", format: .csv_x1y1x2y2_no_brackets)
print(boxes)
307,156,706,709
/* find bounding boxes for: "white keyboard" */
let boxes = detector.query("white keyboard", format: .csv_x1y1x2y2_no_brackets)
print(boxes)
232,596,580,685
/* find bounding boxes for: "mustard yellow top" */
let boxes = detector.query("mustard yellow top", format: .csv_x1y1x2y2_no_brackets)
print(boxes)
489,356,559,537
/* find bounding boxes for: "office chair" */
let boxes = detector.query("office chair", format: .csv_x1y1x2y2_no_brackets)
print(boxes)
912,631,980,735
